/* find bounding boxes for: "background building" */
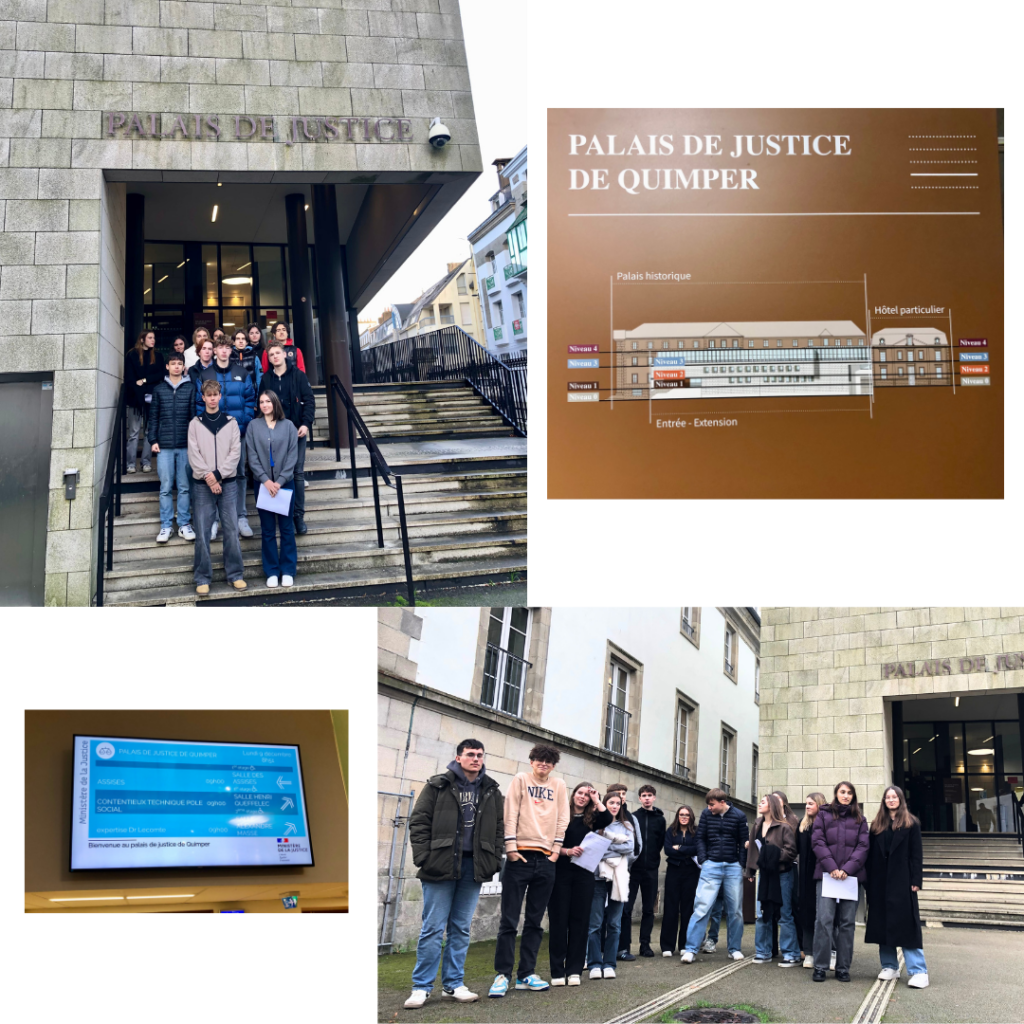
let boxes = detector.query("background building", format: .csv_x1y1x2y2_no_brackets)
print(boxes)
871,328,951,387
378,606,759,951
468,146,527,362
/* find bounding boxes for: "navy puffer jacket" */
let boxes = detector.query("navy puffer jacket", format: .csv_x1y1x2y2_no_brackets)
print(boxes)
195,362,255,434
695,804,748,865
810,805,870,883
147,376,195,449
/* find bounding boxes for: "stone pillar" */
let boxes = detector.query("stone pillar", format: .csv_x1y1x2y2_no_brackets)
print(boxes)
310,184,350,447
123,194,144,353
284,193,318,385
342,248,364,384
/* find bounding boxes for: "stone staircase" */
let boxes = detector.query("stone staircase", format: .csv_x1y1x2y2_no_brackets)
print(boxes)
311,381,517,444
919,834,1024,929
103,382,525,605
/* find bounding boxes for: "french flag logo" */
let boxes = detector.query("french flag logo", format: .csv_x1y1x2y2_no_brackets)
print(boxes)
277,838,289,843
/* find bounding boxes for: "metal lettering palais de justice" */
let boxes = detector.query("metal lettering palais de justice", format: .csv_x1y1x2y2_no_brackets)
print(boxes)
104,112,414,146
882,653,1024,679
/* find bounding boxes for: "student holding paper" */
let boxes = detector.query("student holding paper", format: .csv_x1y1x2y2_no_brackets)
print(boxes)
548,783,611,988
810,781,870,983
865,786,929,989
659,805,700,956
245,390,298,588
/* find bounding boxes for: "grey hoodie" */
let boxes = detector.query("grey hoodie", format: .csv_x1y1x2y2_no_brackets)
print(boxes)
446,758,484,854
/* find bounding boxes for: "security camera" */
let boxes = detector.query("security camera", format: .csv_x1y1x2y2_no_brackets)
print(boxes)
428,117,451,149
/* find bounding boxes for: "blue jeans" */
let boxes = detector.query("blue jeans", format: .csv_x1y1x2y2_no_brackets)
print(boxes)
706,891,724,944
411,855,482,993
587,879,624,969
879,944,927,977
156,447,191,529
755,869,799,960
257,487,296,577
684,861,744,955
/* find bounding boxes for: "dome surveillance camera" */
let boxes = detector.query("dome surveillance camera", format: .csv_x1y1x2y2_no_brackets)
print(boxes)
428,117,451,149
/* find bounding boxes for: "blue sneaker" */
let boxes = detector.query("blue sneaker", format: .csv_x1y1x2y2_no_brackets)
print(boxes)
488,975,509,998
515,974,550,991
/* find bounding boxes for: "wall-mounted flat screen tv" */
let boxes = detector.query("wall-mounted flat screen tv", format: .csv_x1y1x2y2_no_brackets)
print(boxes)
71,735,314,870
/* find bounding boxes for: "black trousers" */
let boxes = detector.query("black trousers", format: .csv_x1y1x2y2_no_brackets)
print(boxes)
619,865,658,951
494,851,557,980
548,861,596,978
659,863,700,953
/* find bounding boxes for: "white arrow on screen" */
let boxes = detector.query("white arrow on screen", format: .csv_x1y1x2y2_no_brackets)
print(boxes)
284,822,297,835
276,776,293,789
281,796,295,810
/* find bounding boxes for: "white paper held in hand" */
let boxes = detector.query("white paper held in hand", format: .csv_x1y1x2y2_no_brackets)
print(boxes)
821,873,859,901
256,482,293,515
570,831,613,872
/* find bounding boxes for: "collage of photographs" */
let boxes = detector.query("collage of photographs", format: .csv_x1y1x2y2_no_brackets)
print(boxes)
1,2,1017,1024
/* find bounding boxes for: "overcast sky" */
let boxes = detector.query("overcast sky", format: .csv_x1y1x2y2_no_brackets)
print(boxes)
358,3,526,327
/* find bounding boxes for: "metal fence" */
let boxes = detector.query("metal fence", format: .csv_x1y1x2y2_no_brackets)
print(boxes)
378,788,415,953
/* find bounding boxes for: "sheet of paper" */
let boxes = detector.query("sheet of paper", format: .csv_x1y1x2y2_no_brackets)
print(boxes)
691,856,699,866
821,873,859,901
570,830,613,872
755,839,762,850
256,482,293,515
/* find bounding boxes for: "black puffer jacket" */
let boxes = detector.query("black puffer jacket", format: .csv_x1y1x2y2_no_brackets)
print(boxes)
261,365,315,431
125,349,165,411
147,376,196,449
695,804,749,865
632,805,667,872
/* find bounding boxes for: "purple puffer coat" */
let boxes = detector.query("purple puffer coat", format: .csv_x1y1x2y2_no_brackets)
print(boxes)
810,805,870,883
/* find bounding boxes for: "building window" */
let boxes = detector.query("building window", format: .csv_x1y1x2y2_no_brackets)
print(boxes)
720,725,736,794
880,352,886,362
457,274,467,295
751,744,759,803
512,292,525,319
493,299,503,326
723,622,738,681
632,342,638,350
605,662,631,756
675,695,698,779
480,608,532,717
754,658,760,704
632,389,642,396
936,365,942,377
631,356,638,366
881,368,887,379
680,607,701,647
631,373,638,383
460,301,473,326
934,351,941,361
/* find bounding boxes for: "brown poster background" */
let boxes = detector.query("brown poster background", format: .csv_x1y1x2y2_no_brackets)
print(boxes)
547,109,1003,498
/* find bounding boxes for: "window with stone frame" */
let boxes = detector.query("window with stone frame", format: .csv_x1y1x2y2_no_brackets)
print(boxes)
720,724,737,795
680,606,701,648
751,743,759,803
723,620,738,682
754,658,760,704
602,642,643,761
674,693,699,780
479,608,531,717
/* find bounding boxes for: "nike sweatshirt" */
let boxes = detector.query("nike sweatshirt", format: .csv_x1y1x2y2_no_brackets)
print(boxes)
503,771,570,856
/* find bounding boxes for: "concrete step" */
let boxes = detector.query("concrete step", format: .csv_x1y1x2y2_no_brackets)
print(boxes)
918,900,1024,922
923,879,1024,894
101,550,527,607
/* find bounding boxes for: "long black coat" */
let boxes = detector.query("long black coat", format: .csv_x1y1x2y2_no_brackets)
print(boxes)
864,821,924,949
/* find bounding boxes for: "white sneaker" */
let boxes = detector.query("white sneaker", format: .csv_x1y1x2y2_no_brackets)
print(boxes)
877,967,900,981
443,986,478,1002
238,517,253,538
803,955,814,968
701,939,717,954
681,951,695,963
266,576,279,588
907,974,929,989
550,978,565,987
729,951,745,961
602,967,615,979
589,967,603,979
662,950,673,957
282,574,293,587
156,527,172,543
178,524,195,541
567,975,580,986
126,464,136,474
403,990,430,1008
210,520,219,541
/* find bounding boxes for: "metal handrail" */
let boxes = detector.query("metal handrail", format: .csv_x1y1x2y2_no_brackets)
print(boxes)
360,325,527,436
327,375,415,606
94,385,126,607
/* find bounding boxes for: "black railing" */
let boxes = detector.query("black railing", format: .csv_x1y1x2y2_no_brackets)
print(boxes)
604,703,631,757
94,385,127,607
480,643,532,718
674,763,691,780
328,375,415,606
681,619,696,640
1011,791,1024,856
360,325,526,436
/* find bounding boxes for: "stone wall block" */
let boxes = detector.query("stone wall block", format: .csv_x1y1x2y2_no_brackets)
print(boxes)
0,329,61,368
69,199,100,229
75,25,134,54
350,87,403,116
243,85,299,116
70,139,132,170
368,11,419,37
0,230,34,263
394,36,446,65
72,80,132,111
318,9,368,36
296,87,352,115
0,263,65,300
215,57,271,86
132,138,190,169
1,0,46,20
14,77,73,108
132,82,190,110
415,13,461,39
104,53,161,82
345,34,396,64
213,4,267,33
267,5,317,34
44,571,67,606
241,31,296,61
293,33,345,63
0,165,38,197
159,53,213,81
965,634,1005,657
188,28,243,59
15,20,74,51
44,525,92,573
65,568,92,605
321,61,373,88
105,0,161,27
159,0,214,29
5,197,67,230
136,27,189,57
373,62,424,91
34,297,99,335
422,62,469,91
268,59,322,87
392,0,441,12
300,140,357,171
65,267,100,300
42,52,103,81
353,141,409,171
0,48,45,79
48,0,104,22
188,83,246,113
9,137,71,168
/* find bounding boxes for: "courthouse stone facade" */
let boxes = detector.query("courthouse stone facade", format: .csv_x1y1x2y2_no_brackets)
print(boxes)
0,0,479,604
759,607,1024,806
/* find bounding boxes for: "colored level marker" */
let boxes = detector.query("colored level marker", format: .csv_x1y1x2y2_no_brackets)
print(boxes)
568,381,600,391
960,364,989,375
568,358,599,368
959,352,989,362
568,392,600,402
960,376,990,386
568,344,599,354
959,338,988,347
653,369,686,380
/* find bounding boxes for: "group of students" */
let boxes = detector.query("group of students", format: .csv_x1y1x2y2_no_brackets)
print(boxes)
124,321,315,593
403,739,931,1009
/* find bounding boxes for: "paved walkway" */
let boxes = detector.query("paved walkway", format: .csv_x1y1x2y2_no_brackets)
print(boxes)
378,924,1024,1023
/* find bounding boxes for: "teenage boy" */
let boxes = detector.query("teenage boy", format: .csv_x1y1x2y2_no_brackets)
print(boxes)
680,789,749,963
148,351,195,543
404,740,503,1010
489,744,570,998
259,319,307,373
261,341,315,535
187,380,247,596
619,784,666,959
196,337,256,539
